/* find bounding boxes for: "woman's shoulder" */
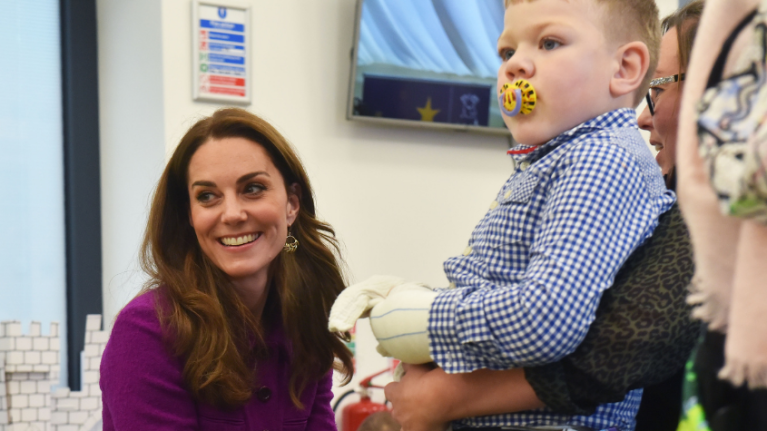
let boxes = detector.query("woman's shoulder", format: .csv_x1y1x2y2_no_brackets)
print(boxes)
100,289,196,425
109,289,170,346
116,289,162,325
102,288,178,376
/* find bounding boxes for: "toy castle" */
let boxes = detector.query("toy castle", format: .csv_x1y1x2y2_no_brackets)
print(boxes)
0,315,108,431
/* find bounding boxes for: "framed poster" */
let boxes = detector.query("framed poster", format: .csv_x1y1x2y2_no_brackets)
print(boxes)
192,0,251,104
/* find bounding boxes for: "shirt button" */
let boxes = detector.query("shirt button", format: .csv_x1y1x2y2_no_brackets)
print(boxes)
463,246,472,256
256,386,271,402
489,200,498,210
520,161,531,171
448,282,456,289
504,190,512,199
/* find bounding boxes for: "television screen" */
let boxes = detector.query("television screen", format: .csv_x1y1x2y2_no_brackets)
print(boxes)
347,0,508,134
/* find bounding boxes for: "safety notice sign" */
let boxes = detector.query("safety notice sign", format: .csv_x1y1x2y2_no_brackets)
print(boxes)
192,0,250,104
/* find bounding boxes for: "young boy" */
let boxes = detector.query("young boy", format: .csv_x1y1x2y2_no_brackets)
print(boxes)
331,0,690,430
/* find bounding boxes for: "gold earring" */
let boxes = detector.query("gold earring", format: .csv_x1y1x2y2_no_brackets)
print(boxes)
284,230,299,253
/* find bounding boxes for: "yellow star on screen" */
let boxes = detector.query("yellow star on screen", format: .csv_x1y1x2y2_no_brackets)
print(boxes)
417,97,440,122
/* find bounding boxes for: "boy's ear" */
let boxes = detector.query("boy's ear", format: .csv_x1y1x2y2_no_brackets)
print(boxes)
610,41,650,99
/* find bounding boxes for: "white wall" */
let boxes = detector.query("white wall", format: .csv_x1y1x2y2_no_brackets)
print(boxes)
97,0,166,326
659,0,681,18
99,0,511,400
97,0,688,406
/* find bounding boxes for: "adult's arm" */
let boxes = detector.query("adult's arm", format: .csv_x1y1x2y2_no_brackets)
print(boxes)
386,206,697,424
100,293,199,430
721,220,767,386
678,0,767,389
677,0,757,330
384,364,544,431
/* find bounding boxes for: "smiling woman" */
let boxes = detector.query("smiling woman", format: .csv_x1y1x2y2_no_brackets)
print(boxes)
98,108,353,430
187,137,300,314
638,0,704,190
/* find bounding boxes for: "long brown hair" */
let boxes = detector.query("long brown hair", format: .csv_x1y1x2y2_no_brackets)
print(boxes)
139,108,353,408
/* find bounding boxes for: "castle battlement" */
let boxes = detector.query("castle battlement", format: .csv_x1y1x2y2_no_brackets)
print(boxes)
0,316,109,431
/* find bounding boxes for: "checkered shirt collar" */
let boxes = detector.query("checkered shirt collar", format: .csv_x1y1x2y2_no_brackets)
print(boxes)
506,108,638,162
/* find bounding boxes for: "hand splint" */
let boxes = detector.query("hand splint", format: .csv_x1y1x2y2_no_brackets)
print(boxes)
329,275,437,364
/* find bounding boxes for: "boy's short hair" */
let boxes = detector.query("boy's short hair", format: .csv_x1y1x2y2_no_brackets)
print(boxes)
504,0,660,105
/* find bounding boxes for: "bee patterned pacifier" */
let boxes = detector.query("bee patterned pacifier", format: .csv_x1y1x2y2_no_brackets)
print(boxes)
498,79,537,117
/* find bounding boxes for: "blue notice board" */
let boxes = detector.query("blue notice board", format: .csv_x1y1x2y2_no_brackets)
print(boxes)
193,1,250,104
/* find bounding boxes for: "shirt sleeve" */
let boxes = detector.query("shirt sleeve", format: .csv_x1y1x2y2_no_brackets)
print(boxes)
100,295,199,430
429,141,661,373
304,371,338,431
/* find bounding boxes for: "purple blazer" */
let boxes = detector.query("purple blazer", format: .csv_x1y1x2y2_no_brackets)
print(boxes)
100,291,337,431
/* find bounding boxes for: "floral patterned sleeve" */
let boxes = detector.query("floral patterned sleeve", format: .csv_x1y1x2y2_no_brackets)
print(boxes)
696,6,767,223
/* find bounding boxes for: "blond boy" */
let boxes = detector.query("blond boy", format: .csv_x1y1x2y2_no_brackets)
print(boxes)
331,0,673,430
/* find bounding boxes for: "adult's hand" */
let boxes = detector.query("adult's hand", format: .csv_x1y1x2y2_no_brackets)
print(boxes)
384,363,545,431
384,363,452,431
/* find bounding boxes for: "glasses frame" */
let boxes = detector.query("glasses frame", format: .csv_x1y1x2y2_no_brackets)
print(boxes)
645,73,685,116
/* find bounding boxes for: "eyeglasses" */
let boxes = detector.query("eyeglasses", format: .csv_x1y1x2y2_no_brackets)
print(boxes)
645,73,685,116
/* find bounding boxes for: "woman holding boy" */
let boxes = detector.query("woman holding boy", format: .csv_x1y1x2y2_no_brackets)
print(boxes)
332,0,697,430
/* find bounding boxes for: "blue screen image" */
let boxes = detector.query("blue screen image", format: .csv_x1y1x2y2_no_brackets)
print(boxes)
352,0,506,129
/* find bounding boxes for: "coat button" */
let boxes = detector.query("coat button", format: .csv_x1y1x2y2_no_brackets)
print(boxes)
256,386,271,402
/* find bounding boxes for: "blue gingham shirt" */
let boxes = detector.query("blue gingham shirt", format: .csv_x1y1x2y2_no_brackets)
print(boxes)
428,109,675,431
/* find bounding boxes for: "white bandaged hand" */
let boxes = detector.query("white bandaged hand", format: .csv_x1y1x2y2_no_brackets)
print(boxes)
369,283,438,364
328,275,409,333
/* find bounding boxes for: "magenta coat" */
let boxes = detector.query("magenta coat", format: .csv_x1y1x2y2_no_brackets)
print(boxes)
100,290,336,431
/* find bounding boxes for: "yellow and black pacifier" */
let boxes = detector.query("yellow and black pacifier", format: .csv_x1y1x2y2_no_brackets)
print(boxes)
498,79,537,117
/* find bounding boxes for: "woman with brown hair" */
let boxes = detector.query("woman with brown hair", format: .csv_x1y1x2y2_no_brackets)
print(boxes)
636,4,705,430
99,108,353,430
638,0,704,192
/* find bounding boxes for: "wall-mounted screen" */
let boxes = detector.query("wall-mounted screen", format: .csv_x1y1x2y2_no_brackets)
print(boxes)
347,0,508,135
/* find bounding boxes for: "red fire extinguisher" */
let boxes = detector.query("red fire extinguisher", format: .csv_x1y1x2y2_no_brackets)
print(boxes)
333,368,391,431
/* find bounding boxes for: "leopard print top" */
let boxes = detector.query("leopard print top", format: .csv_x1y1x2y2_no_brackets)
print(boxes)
524,204,699,415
